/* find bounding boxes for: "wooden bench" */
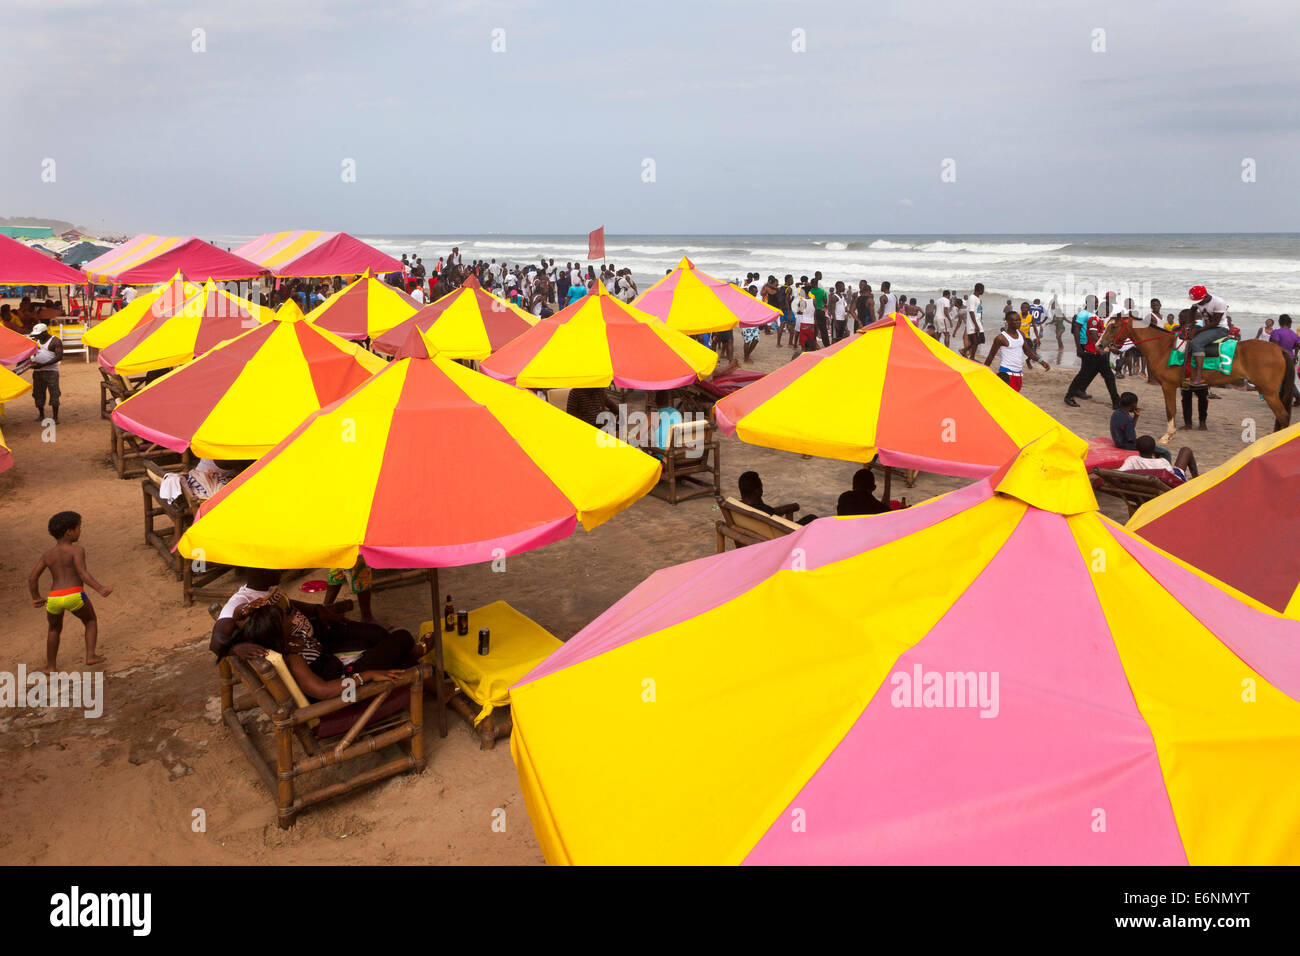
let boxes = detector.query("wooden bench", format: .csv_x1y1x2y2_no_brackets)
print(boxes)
649,418,720,504
218,652,434,828
1090,468,1174,517
715,495,802,551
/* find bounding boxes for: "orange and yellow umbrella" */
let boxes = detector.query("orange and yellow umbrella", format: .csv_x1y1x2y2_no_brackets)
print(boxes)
111,301,385,459
1129,421,1300,615
511,430,1300,865
0,363,32,403
480,281,717,390
177,352,661,571
0,324,37,369
305,274,417,342
372,275,537,359
83,274,203,350
715,314,1073,475
97,280,273,375
632,256,780,334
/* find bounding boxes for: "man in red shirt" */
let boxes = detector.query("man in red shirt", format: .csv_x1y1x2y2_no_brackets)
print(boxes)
1064,306,1122,408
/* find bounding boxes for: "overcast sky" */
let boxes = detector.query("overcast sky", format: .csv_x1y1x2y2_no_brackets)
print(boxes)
4,0,1298,236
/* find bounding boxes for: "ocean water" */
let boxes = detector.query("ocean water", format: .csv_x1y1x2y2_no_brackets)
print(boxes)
212,232,1299,339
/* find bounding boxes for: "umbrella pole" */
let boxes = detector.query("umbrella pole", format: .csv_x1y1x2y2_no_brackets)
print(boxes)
427,568,448,737
883,466,893,503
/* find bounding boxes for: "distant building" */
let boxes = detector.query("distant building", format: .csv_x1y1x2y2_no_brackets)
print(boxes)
0,225,55,239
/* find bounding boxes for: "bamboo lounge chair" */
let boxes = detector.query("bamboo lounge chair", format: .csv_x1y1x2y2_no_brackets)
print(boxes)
649,418,720,505
218,651,435,828
714,495,802,551
99,368,146,420
1090,467,1177,518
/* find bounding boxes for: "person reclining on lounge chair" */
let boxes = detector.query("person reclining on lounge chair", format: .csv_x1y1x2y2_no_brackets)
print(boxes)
738,470,817,525
1118,435,1198,484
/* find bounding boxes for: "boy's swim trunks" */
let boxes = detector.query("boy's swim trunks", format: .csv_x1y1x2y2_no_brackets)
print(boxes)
46,586,85,614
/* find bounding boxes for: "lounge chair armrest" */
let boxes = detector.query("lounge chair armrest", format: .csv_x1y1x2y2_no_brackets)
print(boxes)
290,663,431,725
772,502,800,517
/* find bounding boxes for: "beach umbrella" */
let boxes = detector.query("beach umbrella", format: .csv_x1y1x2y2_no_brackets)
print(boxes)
0,325,37,369
97,280,273,376
111,301,386,459
305,274,418,342
232,231,404,278
510,429,1300,865
177,352,661,570
714,314,1073,475
372,275,537,359
1128,421,1300,616
632,256,780,334
83,274,204,350
480,281,718,390
0,363,32,403
0,233,87,285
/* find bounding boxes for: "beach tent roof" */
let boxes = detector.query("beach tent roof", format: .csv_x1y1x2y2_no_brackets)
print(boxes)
374,275,538,359
1128,421,1300,615
82,235,268,284
632,256,780,334
714,314,1078,476
0,234,86,284
510,429,1300,865
232,231,404,278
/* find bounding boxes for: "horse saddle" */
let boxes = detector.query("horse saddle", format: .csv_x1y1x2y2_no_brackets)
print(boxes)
1170,338,1237,374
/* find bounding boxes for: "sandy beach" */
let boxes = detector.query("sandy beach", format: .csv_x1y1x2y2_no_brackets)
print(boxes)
0,337,1274,866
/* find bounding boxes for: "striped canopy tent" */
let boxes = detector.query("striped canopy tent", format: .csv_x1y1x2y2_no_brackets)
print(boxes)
1129,422,1300,616
111,301,385,459
715,314,1072,475
81,235,268,284
0,325,38,368
632,256,780,334
480,281,718,390
177,352,661,572
98,281,273,375
232,231,404,278
83,274,203,350
0,233,86,284
374,275,538,359
305,274,418,342
510,429,1300,865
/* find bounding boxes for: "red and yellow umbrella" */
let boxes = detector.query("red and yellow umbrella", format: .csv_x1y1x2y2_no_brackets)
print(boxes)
111,302,385,459
632,256,780,334
83,274,203,350
0,363,32,403
511,430,1300,865
1128,421,1300,616
305,274,417,342
97,281,273,375
372,275,537,359
715,314,1073,475
177,352,661,571
480,281,717,390
0,325,37,369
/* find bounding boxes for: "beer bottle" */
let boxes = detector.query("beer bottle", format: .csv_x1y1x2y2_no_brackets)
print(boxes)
444,594,455,632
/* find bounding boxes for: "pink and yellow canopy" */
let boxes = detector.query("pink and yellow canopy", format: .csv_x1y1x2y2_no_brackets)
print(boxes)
111,302,385,459
0,234,86,285
511,430,1300,865
98,281,273,375
715,315,1074,475
0,325,37,369
305,275,418,342
373,275,537,359
481,281,717,390
632,257,780,334
82,235,268,284
177,353,661,571
83,275,203,350
232,231,404,278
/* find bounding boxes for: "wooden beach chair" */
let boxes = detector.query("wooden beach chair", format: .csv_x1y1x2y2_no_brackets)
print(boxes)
648,419,720,504
99,369,146,420
715,495,801,551
111,420,187,479
218,652,435,828
141,463,239,602
1090,468,1174,517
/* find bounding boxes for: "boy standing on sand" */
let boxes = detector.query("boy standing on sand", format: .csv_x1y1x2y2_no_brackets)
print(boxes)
28,511,112,671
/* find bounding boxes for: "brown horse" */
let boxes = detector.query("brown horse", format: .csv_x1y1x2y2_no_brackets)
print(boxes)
1097,316,1295,443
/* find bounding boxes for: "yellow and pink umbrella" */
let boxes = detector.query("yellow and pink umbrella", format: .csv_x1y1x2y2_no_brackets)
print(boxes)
97,281,273,375
632,256,780,334
111,301,385,459
0,324,37,368
715,314,1072,474
305,274,418,342
373,275,537,359
480,281,717,390
510,429,1300,865
83,274,203,350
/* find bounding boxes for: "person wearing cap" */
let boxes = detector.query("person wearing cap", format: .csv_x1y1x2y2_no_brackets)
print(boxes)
1185,285,1229,386
29,323,64,424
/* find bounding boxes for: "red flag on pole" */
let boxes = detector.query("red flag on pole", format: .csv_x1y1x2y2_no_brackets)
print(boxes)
588,226,605,261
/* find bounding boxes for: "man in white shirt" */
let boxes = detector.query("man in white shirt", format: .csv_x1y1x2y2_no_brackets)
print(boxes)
410,285,425,306
962,283,984,359
208,568,283,660
1118,436,1198,483
936,290,952,345
120,285,138,307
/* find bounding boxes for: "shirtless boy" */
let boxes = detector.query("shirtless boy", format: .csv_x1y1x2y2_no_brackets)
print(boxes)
28,511,112,671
